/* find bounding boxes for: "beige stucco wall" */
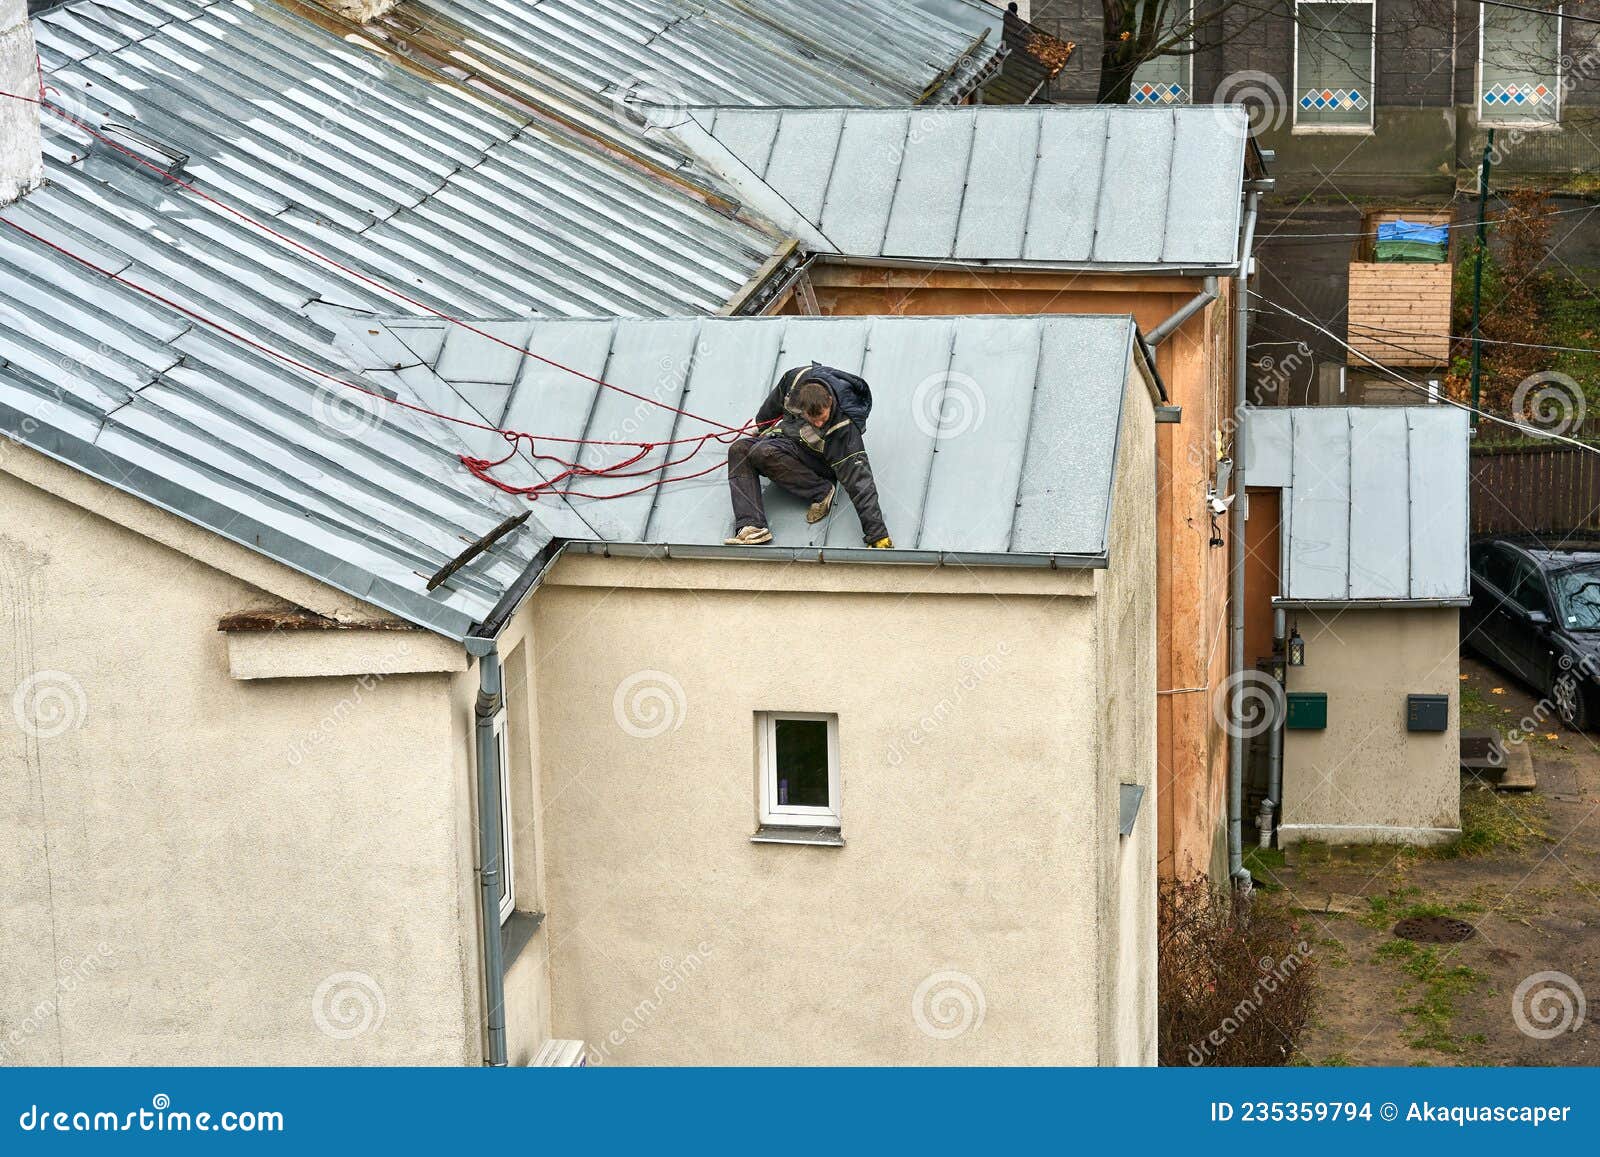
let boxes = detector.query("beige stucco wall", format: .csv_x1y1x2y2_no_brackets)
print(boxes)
1095,358,1159,1065
1279,607,1462,846
514,365,1158,1066
0,452,475,1063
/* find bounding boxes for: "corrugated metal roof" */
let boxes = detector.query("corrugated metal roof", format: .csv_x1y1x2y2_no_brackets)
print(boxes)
384,0,1002,109
336,313,1151,566
26,0,782,317
1244,406,1471,604
0,0,807,640
668,105,1252,269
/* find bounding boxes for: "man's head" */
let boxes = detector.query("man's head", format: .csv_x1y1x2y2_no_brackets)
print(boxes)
794,379,833,428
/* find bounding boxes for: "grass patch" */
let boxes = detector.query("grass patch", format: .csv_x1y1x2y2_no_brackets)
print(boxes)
1428,788,1549,860
1372,939,1487,1054
1460,682,1510,734
1243,845,1287,889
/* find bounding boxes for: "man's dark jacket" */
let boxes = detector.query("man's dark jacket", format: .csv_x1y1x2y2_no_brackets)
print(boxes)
753,364,888,542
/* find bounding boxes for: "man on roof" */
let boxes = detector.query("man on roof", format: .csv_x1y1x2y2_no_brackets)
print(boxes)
724,364,893,549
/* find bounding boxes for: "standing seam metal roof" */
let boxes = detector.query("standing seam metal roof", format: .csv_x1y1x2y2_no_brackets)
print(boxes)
669,105,1252,269
335,313,1154,566
1243,407,1471,604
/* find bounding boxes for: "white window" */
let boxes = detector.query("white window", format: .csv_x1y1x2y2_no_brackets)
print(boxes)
757,712,840,829
1293,1,1375,131
493,710,516,924
1128,0,1194,106
1480,3,1561,125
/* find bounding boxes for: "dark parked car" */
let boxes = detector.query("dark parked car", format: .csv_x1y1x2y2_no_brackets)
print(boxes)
1466,538,1600,729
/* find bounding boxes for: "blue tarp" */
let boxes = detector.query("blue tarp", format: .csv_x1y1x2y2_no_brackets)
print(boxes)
1377,219,1450,245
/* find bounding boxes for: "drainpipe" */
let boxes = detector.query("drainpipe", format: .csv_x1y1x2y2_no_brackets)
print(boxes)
1144,276,1221,348
1266,606,1287,828
1228,190,1261,891
465,636,508,1067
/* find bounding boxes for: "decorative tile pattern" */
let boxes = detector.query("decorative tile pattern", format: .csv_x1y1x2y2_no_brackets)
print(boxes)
1482,82,1554,107
1298,88,1369,111
1129,81,1189,105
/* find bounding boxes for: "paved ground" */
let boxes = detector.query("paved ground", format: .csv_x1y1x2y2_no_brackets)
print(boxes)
1257,656,1599,1066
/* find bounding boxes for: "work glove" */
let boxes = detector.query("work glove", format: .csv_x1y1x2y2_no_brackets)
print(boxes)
869,537,893,549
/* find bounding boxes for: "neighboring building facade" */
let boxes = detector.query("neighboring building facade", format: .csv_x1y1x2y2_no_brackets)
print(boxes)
1240,406,1470,846
662,103,1267,880
2,315,1161,1063
1033,0,1595,190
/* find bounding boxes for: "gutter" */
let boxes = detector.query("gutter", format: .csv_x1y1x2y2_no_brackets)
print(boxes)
1227,189,1261,892
1144,276,1220,347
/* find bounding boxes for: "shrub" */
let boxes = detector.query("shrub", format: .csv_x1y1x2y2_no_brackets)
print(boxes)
1158,876,1318,1067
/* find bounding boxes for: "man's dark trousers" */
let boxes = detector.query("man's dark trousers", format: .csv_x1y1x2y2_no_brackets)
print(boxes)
727,436,833,531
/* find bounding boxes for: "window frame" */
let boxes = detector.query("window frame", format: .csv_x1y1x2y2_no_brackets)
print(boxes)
1127,0,1195,106
493,708,516,925
1477,2,1563,128
1291,0,1377,134
756,711,841,829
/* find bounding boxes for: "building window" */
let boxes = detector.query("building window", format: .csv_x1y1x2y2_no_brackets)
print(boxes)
1294,1,1375,130
494,709,516,924
757,712,841,829
1128,0,1193,105
1480,3,1561,124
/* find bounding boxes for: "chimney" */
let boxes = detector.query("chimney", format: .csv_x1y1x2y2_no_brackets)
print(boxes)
1,0,43,206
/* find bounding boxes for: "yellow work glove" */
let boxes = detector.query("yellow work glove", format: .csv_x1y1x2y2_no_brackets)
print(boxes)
870,537,893,549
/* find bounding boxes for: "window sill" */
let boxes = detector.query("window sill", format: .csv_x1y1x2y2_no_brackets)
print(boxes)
502,909,545,969
750,825,845,847
1290,124,1375,136
1476,119,1561,132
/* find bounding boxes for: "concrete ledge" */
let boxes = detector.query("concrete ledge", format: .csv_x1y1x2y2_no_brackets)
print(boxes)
1278,823,1461,848
224,627,467,680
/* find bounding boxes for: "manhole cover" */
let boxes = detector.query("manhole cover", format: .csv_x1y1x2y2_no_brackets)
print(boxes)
1393,915,1476,944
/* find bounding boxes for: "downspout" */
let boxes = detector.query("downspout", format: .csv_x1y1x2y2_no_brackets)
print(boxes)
465,635,508,1067
1144,276,1220,348
1265,606,1287,838
1228,189,1261,891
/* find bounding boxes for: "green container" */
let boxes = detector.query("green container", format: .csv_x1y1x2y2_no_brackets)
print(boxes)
1285,691,1328,730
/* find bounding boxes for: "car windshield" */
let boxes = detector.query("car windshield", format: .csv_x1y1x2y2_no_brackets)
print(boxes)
1553,564,1600,630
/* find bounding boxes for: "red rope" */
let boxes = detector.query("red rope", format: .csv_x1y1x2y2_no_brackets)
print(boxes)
0,214,766,502
0,77,780,503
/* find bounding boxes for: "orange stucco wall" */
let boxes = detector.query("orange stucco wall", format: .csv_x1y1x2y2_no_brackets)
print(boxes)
805,263,1234,882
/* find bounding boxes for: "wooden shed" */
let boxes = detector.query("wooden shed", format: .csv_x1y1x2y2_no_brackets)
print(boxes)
1346,208,1455,368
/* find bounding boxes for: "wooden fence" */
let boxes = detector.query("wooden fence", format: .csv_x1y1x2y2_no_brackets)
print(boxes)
1472,441,1600,535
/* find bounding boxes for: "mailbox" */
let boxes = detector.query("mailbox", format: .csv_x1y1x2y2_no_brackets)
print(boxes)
1285,692,1327,730
1407,694,1450,733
